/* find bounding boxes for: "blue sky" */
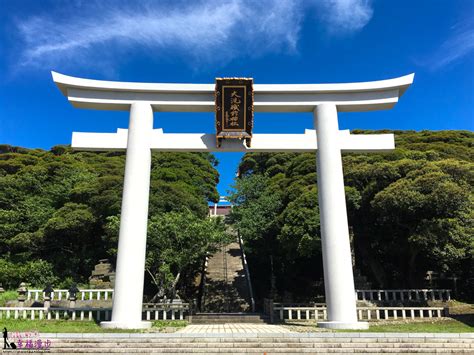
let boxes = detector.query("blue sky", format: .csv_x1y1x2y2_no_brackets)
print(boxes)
0,0,473,196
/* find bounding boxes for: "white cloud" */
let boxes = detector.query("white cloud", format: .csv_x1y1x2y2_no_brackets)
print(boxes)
426,23,474,70
314,0,374,34
15,0,301,69
13,0,372,71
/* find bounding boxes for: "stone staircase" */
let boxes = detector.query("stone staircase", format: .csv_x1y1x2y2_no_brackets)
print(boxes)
201,241,251,313
191,313,269,324
22,334,473,353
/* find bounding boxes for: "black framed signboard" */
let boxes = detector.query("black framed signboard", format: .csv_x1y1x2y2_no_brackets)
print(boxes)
215,78,254,147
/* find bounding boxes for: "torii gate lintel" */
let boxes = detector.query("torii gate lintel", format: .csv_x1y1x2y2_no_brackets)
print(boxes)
71,128,395,152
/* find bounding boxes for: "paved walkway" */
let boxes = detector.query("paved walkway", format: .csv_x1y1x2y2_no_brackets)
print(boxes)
176,323,292,334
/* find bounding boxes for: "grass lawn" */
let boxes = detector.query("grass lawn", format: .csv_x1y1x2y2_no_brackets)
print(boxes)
283,317,473,333
1,318,472,334
343,318,473,333
0,319,188,333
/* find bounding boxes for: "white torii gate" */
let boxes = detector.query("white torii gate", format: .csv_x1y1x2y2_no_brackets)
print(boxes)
52,72,414,330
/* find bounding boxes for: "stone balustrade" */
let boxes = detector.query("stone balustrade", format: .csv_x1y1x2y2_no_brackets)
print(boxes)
0,307,110,321
355,289,451,302
0,303,189,322
272,304,446,321
275,306,327,321
27,289,114,301
143,303,189,321
356,307,445,320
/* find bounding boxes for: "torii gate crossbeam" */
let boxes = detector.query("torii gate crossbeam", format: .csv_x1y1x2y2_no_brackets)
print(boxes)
52,72,414,330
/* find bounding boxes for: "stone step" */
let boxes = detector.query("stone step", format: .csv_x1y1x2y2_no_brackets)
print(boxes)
203,240,251,313
44,347,474,354
37,336,474,354
193,313,267,319
42,338,474,346
191,313,269,324
191,319,269,324
34,333,473,353
48,342,473,348
42,343,473,354
44,340,474,348
191,320,268,324
47,341,474,346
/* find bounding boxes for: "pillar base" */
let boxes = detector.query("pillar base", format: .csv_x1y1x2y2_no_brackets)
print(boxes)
100,321,152,330
317,321,369,330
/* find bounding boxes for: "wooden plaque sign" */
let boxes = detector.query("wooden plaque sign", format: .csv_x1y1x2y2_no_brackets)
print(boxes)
215,78,253,147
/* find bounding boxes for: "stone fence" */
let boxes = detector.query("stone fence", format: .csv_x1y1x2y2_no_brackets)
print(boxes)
143,303,189,321
0,307,111,322
0,303,189,322
271,304,446,322
355,289,451,302
24,288,451,303
264,299,447,322
27,289,114,301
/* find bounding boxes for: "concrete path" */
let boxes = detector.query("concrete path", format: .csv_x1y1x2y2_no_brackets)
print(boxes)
177,323,291,334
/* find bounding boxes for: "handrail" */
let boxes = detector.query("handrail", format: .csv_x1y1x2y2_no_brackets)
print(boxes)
238,232,256,312
223,243,229,312
198,254,209,312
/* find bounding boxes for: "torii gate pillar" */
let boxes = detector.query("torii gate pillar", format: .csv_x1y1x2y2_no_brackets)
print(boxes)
315,104,360,328
101,103,153,329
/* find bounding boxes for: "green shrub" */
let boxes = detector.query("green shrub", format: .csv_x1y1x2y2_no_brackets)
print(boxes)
0,258,58,289
0,290,18,306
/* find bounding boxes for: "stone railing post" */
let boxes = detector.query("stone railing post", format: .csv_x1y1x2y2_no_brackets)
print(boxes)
68,284,80,309
269,299,274,324
188,299,195,324
43,285,54,310
17,282,28,307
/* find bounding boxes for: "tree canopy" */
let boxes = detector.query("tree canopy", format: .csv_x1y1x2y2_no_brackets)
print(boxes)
0,145,222,296
229,130,473,302
0,130,472,303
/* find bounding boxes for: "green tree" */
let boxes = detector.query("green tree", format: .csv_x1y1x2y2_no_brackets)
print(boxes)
0,145,221,295
229,130,474,301
146,211,228,300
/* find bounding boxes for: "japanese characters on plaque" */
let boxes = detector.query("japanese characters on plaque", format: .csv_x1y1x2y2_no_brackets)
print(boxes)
215,78,254,148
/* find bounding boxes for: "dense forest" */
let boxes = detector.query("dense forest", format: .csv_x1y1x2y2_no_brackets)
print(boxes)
229,130,473,302
0,130,472,303
0,146,227,300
